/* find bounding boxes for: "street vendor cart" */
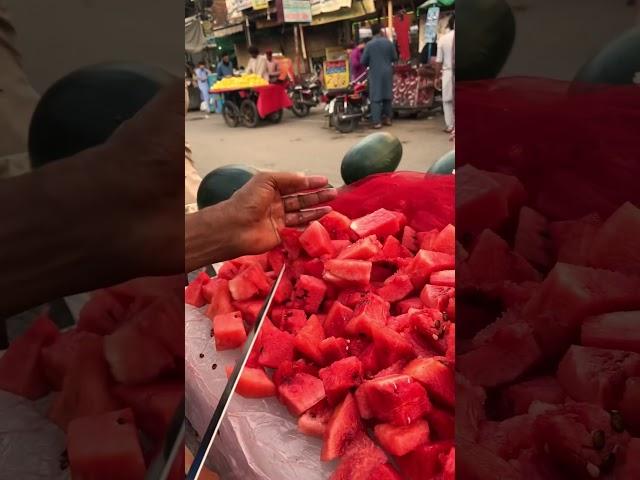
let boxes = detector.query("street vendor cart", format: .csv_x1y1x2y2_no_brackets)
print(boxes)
211,83,292,128
392,63,439,116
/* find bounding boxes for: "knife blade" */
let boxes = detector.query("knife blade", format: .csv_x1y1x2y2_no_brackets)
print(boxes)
144,396,185,480
186,264,286,480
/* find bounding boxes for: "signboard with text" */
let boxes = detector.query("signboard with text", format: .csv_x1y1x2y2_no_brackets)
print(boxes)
323,59,349,90
282,0,312,22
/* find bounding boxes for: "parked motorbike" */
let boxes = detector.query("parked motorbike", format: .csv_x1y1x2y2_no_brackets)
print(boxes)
288,74,322,117
325,72,370,133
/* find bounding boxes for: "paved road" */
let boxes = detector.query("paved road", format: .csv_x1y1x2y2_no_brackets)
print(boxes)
186,108,452,187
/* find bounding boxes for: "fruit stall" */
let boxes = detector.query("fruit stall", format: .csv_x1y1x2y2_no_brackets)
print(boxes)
392,64,439,116
185,172,456,479
211,74,292,128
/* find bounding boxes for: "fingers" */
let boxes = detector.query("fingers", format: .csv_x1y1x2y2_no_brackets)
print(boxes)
282,188,337,212
285,206,333,227
267,172,330,195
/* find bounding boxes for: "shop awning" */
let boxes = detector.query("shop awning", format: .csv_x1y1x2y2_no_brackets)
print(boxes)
185,16,207,53
213,23,245,38
310,0,376,26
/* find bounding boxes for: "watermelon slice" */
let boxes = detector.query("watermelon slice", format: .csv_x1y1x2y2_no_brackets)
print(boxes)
319,210,353,240
323,259,372,288
456,438,521,480
0,314,59,399
76,290,128,335
380,234,412,260
371,325,414,368
280,227,303,259
581,311,640,353
298,400,333,437
477,414,535,460
292,275,327,313
402,226,419,253
350,208,404,239
67,408,146,480
331,239,352,253
420,284,454,312
225,365,276,398
418,229,439,251
303,258,325,278
258,318,295,368
321,393,363,461
279,308,307,335
387,313,412,333
319,356,363,405
376,273,414,302
329,432,387,479
204,279,234,320
363,374,431,426
589,202,640,275
337,235,382,260
396,441,453,480
233,299,264,325
401,249,455,288
323,301,354,338
273,274,293,304
395,297,424,314
345,293,389,337
426,406,455,440
185,271,210,307
272,359,318,392
429,270,455,287
514,206,554,271
299,220,335,257
294,314,325,365
279,372,326,416
267,247,286,273
369,463,403,480
374,419,430,456
549,213,602,266
319,336,349,365
228,263,271,301
41,330,100,390
431,224,455,255
500,376,565,417
212,311,247,350
403,357,454,408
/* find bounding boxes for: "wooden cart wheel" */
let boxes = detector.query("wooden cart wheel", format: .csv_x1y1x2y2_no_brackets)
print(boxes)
240,99,259,128
222,101,241,128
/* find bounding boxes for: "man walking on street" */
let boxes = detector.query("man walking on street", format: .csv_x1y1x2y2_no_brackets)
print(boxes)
437,14,455,134
194,61,211,112
361,23,397,129
246,45,269,81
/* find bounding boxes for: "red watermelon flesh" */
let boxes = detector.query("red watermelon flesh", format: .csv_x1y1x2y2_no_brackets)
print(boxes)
258,319,295,368
319,356,363,405
319,336,349,365
374,360,408,378
298,400,333,437
225,365,276,398
294,314,325,365
580,311,640,354
280,308,307,335
134,298,184,360
329,432,387,480
0,314,59,399
371,325,414,368
233,300,263,325
279,372,326,416
431,224,455,255
319,210,353,240
514,206,554,271
387,313,412,333
299,220,334,257
354,382,373,419
350,208,404,239
323,301,354,338
212,311,247,351
369,463,403,480
331,239,352,253
557,344,640,409
337,235,382,260
323,259,372,288
321,393,363,461
67,408,146,480
420,284,454,312
616,437,640,479
477,414,536,460
364,374,431,426
418,229,439,251
185,271,210,307
501,376,566,417
396,441,453,480
402,225,419,253
411,310,448,355
272,359,319,393
426,406,455,440
267,247,286,273
228,263,272,301
273,274,293,304
485,170,526,215
395,297,424,315
621,377,640,436
403,356,454,409
113,380,183,440
41,330,100,390
456,374,487,442
356,343,379,376
549,213,602,266
217,260,240,280
401,249,455,288
380,234,412,260
457,438,521,480
336,289,372,308
374,419,430,456
376,273,414,303
279,227,303,259
204,279,234,320
430,270,455,287
76,290,129,335
345,293,389,337
292,275,327,313
524,263,640,356
303,258,325,278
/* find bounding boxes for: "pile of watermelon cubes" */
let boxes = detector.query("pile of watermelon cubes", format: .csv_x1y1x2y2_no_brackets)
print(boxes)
456,164,640,478
0,282,184,480
186,208,456,480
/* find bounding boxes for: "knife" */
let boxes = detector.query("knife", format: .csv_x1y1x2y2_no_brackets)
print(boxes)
186,264,287,480
144,396,185,480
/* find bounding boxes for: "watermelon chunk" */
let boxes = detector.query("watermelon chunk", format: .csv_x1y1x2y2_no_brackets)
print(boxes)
337,235,382,260
323,301,354,338
204,279,234,320
303,258,325,278
457,438,520,480
418,229,439,251
589,202,640,275
213,311,247,350
420,284,454,313
321,393,363,461
67,408,146,480
185,271,210,307
363,374,431,426
557,344,640,408
258,318,295,368
319,210,353,240
279,308,307,335
477,414,535,460
41,330,100,390
396,441,453,480
272,359,318,392
581,311,640,353
323,259,372,288
294,314,325,364
387,313,412,333
319,356,363,405
501,376,565,417
371,325,414,368
402,249,455,288
292,275,327,313
374,419,430,456
298,400,333,437
228,263,271,301
0,314,59,399
403,357,454,408
345,293,389,337
549,213,602,266
273,274,293,304
426,406,455,440
376,273,414,303
331,239,352,253
319,336,349,365
279,372,326,416
329,432,387,479
402,226,419,253
430,270,455,287
76,290,128,335
267,247,286,273
621,377,640,436
369,463,403,480
225,365,276,398
233,299,264,325
380,234,412,260
279,227,303,259
350,208,404,239
514,206,554,271
431,224,455,255
299,220,334,257
395,297,424,314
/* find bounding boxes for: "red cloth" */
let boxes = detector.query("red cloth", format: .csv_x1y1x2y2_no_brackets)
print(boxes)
394,14,412,62
329,172,454,231
255,84,292,117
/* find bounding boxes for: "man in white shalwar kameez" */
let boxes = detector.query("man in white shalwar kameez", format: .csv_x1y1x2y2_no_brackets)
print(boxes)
437,15,455,134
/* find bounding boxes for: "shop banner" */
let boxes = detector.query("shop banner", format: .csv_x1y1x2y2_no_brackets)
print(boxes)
311,0,374,26
324,59,350,89
252,0,269,9
425,6,440,43
282,0,312,22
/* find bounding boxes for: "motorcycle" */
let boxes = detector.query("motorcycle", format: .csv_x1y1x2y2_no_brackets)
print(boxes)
288,74,322,117
325,71,370,134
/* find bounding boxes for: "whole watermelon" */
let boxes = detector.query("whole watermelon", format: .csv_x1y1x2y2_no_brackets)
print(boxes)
574,27,640,86
456,0,516,81
341,132,403,185
428,150,455,175
197,165,257,209
29,63,174,168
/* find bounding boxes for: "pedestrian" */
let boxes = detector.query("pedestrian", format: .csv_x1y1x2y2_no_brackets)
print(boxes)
437,14,455,134
246,45,269,81
349,40,367,81
194,60,212,113
216,52,234,79
361,23,398,129
265,49,280,83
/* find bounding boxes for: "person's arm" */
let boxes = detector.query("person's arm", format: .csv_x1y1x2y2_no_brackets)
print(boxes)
361,45,370,67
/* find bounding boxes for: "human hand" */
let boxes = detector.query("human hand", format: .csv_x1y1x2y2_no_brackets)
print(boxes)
226,171,338,256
